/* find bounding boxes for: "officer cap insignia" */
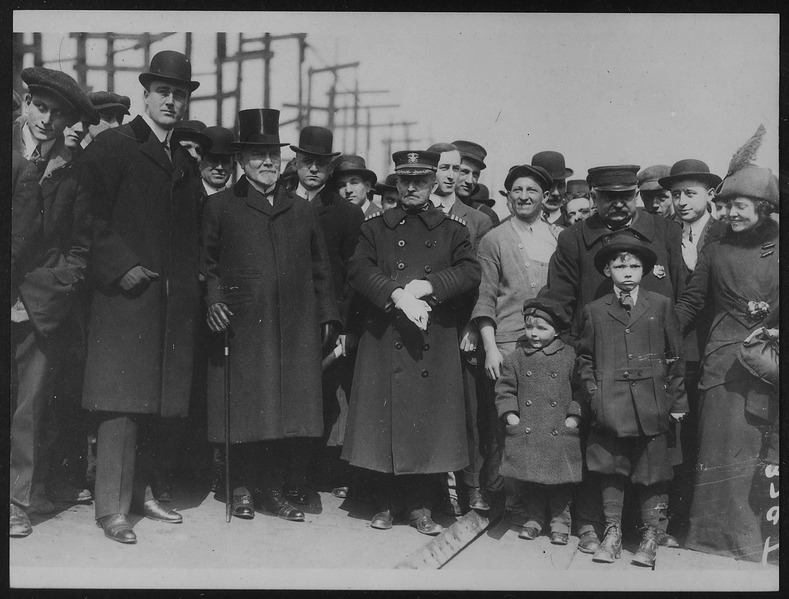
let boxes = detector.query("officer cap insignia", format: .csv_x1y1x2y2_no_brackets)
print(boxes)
407,152,419,163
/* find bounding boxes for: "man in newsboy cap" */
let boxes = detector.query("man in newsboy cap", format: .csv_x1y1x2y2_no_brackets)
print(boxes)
81,91,131,148
10,66,98,538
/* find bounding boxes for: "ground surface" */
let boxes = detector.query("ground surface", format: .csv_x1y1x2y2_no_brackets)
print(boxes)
9,483,779,591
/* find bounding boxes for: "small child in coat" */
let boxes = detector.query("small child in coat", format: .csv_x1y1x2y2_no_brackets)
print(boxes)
576,239,688,568
495,296,584,545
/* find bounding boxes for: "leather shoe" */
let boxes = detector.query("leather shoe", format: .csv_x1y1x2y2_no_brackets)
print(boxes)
10,504,33,538
141,499,182,523
657,531,680,547
410,515,443,536
284,487,310,505
370,510,394,530
96,514,136,544
254,489,305,522
468,487,490,511
518,526,540,540
331,486,349,499
231,493,255,520
577,530,601,554
47,483,93,504
550,531,569,545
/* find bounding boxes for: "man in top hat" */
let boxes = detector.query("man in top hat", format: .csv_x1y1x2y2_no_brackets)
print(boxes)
637,165,676,220
81,91,131,148
78,50,202,544
333,154,379,217
10,66,99,538
342,150,480,535
532,151,573,227
201,108,339,523
453,139,500,226
172,119,212,164
543,164,684,553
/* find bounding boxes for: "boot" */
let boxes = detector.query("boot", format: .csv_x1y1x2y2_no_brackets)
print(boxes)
592,523,622,563
632,525,658,568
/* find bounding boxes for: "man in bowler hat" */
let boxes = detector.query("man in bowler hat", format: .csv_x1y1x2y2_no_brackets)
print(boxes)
201,108,339,522
79,50,203,543
199,126,236,198
532,150,573,227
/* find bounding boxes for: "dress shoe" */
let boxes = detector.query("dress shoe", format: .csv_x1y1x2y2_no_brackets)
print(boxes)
518,526,540,540
577,530,601,554
96,514,136,544
657,531,680,547
47,482,93,504
331,486,349,499
592,524,622,563
231,493,255,520
550,531,569,545
152,473,174,503
467,487,490,511
284,487,310,505
141,499,183,523
410,514,444,536
10,504,32,538
27,491,56,515
253,489,305,522
370,510,394,530
632,526,658,568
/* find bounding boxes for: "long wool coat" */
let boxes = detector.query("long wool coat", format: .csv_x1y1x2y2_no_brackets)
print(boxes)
201,178,339,443
495,338,584,485
341,204,481,474
81,116,201,417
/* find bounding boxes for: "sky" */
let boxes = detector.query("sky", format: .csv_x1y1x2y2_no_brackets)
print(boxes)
14,11,779,216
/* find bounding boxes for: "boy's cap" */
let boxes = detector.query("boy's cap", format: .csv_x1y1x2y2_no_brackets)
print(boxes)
521,296,571,331
594,237,657,275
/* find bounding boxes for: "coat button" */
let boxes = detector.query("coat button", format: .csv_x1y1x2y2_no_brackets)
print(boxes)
628,353,634,359
398,240,406,247
637,370,643,376
524,427,531,434
623,371,629,377
550,401,557,407
424,265,432,273
395,341,403,350
526,371,532,376
551,429,558,436
518,244,523,249
625,328,631,334
399,219,406,225
421,370,429,378
425,240,433,248
631,381,636,387
603,236,611,243
550,372,557,378
525,400,532,406
423,343,430,351
397,262,405,270
524,262,530,268
531,283,536,287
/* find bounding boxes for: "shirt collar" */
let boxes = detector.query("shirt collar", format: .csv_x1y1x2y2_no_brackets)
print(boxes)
684,211,711,239
521,337,565,356
613,285,639,305
202,179,229,196
141,113,172,144
296,182,324,202
358,198,371,213
510,215,549,234
22,121,56,160
248,178,276,197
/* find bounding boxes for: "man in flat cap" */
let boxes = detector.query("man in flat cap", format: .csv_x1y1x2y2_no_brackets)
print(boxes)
453,140,500,226
10,66,98,537
78,50,202,544
637,165,677,220
202,108,339,524
81,91,131,148
532,151,573,227
544,164,684,554
343,150,481,536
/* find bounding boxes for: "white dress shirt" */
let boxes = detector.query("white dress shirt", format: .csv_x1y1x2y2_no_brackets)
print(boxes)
681,212,711,271
296,183,324,202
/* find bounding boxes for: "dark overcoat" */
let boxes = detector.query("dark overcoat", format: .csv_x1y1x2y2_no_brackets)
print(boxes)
201,178,339,443
545,209,685,345
80,116,201,417
495,339,584,485
341,205,481,474
575,289,688,437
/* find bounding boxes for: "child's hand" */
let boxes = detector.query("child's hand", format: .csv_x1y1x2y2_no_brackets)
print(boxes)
564,416,581,429
670,412,686,422
505,412,520,426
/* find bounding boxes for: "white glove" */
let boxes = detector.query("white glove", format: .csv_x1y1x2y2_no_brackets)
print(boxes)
395,292,431,331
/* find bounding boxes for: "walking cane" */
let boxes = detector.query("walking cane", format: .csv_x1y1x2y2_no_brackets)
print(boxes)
224,327,232,524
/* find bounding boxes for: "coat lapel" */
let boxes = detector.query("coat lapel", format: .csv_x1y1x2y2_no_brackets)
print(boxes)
627,291,649,326
130,116,173,174
606,294,630,326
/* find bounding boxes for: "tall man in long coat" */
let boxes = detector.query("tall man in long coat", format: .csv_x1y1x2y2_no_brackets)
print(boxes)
80,51,202,544
342,150,481,536
201,109,339,523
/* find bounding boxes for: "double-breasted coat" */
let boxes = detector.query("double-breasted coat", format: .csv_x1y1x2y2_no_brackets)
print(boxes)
341,204,481,474
80,116,202,417
201,178,339,443
495,339,584,485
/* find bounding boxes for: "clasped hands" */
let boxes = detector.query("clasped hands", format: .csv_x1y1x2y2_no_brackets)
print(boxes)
393,280,434,331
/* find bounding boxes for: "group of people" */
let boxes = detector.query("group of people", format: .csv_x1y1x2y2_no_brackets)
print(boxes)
10,50,779,568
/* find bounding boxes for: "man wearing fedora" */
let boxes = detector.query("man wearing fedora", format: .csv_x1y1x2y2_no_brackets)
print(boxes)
78,50,202,544
452,140,499,226
201,108,339,522
544,164,685,553
637,165,677,221
10,66,99,538
333,154,379,217
532,151,573,228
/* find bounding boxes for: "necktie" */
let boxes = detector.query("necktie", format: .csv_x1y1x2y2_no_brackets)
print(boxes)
30,144,42,165
688,227,694,242
620,292,633,313
162,140,171,162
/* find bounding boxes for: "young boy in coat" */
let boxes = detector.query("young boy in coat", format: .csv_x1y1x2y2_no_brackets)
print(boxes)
575,239,687,567
496,296,584,545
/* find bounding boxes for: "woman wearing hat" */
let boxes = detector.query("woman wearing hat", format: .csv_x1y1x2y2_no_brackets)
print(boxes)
674,165,779,562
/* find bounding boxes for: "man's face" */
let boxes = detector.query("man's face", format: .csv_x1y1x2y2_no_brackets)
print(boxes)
670,179,713,224
63,120,87,149
337,174,371,205
179,140,203,163
381,190,399,211
239,147,281,189
456,159,480,199
543,178,567,214
507,176,548,222
296,152,333,191
640,188,674,217
397,174,434,208
143,79,189,130
727,197,760,233
712,199,729,223
604,252,644,292
200,153,234,188
564,196,592,225
434,150,461,197
593,189,637,227
25,91,76,142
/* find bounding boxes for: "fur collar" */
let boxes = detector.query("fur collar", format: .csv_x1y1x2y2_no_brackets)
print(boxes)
721,218,778,248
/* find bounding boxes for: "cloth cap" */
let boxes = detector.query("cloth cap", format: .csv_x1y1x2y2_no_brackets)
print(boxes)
235,109,288,147
451,140,487,170
21,66,99,125
637,165,671,192
139,50,200,92
290,125,340,156
332,154,377,187
531,150,573,180
88,91,131,115
393,150,439,175
593,237,658,275
587,165,640,191
715,167,778,206
658,159,722,190
521,296,571,331
504,164,553,192
566,179,590,198
202,126,236,155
